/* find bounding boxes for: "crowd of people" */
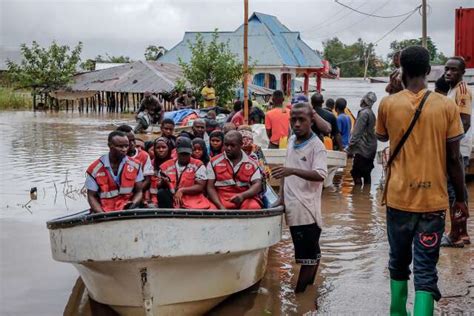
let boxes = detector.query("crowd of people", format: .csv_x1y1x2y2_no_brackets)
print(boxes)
84,45,471,314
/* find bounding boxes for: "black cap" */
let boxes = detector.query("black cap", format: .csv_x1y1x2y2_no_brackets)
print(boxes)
176,137,192,154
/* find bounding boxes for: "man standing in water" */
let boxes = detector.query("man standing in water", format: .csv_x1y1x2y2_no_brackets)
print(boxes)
311,93,343,151
272,102,327,293
441,56,472,247
346,92,377,185
376,46,467,315
85,131,144,213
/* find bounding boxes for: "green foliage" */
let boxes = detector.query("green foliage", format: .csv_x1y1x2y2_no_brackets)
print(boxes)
7,41,82,90
323,37,384,77
388,37,448,65
95,54,132,63
178,31,245,107
144,45,167,61
80,59,96,71
0,87,32,110
174,78,187,93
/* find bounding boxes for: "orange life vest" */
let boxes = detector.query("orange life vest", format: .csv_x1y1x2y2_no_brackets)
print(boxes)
86,157,140,212
159,158,214,209
210,153,262,210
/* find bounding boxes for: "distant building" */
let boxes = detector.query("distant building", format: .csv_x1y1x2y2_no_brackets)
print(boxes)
159,12,325,96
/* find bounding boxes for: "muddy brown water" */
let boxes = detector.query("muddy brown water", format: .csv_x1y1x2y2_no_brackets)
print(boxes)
1,80,473,315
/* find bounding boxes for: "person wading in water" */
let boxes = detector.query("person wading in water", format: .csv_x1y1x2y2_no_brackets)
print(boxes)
376,46,467,315
272,102,327,293
441,56,472,248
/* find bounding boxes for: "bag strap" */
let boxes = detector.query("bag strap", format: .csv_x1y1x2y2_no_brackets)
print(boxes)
386,90,431,167
381,90,431,206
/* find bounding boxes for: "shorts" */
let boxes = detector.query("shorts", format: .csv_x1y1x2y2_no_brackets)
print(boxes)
289,223,322,265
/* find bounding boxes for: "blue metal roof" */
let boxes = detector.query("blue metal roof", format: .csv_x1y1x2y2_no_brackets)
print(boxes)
159,12,323,69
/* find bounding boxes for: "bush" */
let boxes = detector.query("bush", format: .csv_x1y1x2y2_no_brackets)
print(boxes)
0,87,32,110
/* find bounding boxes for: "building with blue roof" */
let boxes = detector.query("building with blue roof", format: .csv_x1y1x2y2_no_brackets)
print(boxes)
159,12,326,96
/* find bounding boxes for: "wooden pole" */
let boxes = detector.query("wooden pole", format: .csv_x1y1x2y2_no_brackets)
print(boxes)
32,90,36,111
421,0,427,48
243,0,249,124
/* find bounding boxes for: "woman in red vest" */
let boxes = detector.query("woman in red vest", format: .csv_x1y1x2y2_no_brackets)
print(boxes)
85,131,144,213
146,137,172,207
157,137,214,209
207,131,263,210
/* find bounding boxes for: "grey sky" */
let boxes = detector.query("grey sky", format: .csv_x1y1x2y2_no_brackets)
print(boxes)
1,0,472,61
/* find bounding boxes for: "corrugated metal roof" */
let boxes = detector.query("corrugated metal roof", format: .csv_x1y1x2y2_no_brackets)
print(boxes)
159,12,323,69
67,61,182,93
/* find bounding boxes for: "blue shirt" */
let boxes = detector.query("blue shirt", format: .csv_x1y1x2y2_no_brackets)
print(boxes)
85,155,144,191
337,114,352,148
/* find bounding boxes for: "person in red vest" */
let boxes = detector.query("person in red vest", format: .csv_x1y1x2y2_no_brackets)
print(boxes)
207,130,263,210
116,125,154,190
147,137,172,207
157,137,214,209
85,131,144,213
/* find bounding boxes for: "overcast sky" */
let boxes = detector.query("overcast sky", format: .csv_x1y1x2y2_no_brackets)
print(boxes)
1,0,473,61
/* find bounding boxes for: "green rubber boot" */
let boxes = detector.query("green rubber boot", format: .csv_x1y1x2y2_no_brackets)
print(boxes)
390,279,409,316
413,291,434,316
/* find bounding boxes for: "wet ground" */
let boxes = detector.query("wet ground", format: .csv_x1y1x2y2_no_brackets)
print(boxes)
1,79,473,315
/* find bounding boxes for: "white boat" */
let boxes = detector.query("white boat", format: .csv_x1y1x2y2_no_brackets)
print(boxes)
263,149,347,187
47,208,284,316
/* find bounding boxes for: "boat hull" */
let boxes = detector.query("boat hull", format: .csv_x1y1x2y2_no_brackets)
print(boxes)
263,149,347,187
48,209,283,315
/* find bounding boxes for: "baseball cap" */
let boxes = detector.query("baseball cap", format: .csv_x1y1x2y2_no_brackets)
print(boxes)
176,137,192,154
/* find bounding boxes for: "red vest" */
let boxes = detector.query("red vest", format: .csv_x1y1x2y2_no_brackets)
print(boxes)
86,157,140,212
159,158,213,209
210,153,262,209
148,159,160,206
131,149,149,169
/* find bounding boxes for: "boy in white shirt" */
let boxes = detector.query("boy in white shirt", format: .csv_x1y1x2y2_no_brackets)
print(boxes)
273,102,327,293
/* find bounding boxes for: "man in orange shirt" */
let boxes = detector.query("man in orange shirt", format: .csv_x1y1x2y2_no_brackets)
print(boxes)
376,46,467,315
442,56,472,248
265,90,290,149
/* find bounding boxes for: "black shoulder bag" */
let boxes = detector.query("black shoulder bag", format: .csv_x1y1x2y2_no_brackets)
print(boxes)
382,90,432,205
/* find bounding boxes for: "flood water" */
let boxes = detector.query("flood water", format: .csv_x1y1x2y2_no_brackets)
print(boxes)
1,79,473,315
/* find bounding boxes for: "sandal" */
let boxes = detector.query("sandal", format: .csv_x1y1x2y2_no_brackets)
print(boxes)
440,234,464,248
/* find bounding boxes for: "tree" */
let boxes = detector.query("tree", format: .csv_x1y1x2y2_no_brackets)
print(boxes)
95,54,132,63
388,37,447,65
323,37,384,77
178,31,245,107
144,45,167,61
80,59,96,71
7,41,82,93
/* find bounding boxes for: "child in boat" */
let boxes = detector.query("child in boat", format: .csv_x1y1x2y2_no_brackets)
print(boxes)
192,138,210,166
272,102,327,293
157,137,214,209
146,137,172,207
209,131,224,157
207,131,263,210
160,118,176,150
